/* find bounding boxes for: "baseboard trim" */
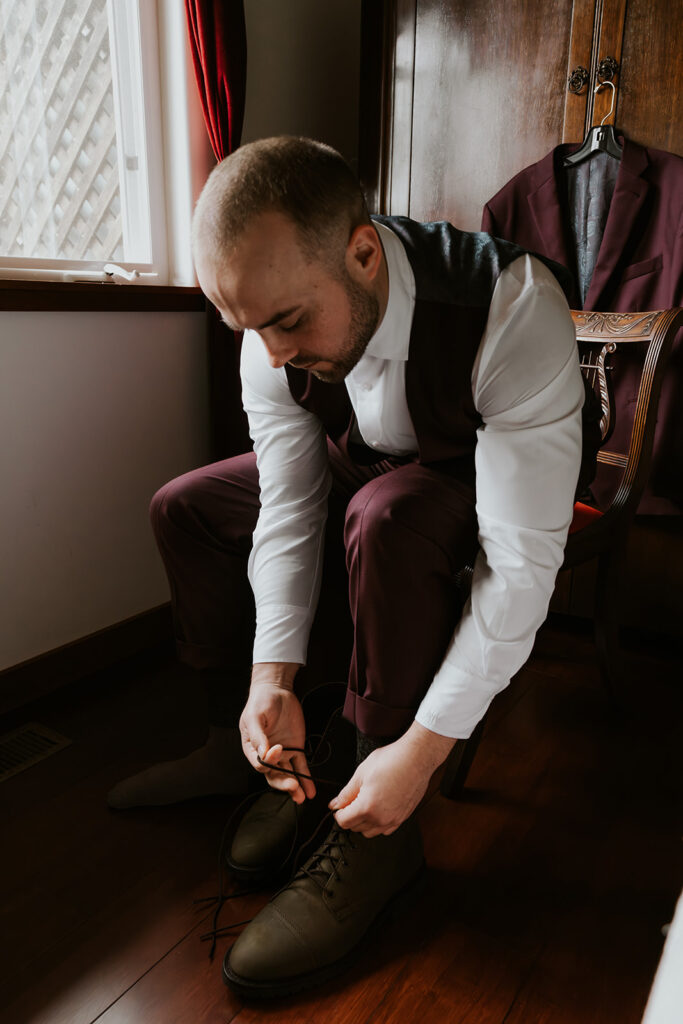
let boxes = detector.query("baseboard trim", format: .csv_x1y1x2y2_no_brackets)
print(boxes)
0,605,174,716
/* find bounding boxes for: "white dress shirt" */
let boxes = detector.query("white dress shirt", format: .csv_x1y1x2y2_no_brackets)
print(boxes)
240,221,584,738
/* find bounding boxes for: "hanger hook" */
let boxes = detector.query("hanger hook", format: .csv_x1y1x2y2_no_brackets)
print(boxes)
594,79,616,125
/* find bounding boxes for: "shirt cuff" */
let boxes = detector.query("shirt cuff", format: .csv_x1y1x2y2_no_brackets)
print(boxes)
252,602,313,666
415,661,501,739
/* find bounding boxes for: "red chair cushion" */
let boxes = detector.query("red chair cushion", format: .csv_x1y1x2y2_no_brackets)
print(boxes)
569,501,604,534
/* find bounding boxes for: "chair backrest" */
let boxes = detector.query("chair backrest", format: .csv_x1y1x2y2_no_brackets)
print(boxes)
572,308,683,518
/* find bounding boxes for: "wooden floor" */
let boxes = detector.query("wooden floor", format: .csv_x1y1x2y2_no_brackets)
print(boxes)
1,618,681,1024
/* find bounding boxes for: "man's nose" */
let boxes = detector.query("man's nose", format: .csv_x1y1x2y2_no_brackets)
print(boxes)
261,331,298,369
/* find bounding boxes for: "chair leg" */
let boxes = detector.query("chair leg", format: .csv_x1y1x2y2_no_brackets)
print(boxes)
593,543,626,700
439,715,486,800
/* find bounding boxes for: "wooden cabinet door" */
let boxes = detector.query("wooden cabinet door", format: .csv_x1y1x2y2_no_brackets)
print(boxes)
368,0,682,229
613,0,683,155
398,0,580,230
565,0,683,155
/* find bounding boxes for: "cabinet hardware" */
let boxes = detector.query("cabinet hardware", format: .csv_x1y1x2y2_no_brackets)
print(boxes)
568,66,589,93
597,56,619,81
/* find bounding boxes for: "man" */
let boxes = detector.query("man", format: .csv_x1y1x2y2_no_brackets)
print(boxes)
111,137,588,997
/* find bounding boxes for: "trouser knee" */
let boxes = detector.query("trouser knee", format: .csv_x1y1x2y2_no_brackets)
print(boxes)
344,478,434,573
149,473,199,545
149,478,174,540
344,466,478,576
151,475,208,557
149,455,260,554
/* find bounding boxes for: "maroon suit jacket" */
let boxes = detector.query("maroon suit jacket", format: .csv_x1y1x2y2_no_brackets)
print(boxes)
483,139,683,513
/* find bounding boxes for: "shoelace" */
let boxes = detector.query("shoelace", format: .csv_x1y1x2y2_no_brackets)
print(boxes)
295,818,356,897
255,745,341,786
194,791,263,958
197,702,347,959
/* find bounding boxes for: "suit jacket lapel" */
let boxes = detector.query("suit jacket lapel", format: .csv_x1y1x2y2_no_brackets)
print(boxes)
526,146,576,274
584,139,650,310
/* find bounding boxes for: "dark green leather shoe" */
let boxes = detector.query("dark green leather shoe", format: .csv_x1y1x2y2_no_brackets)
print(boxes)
226,684,355,886
223,817,426,998
225,789,326,885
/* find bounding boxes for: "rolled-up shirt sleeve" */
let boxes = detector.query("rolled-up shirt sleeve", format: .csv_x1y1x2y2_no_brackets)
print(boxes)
416,255,584,738
240,330,331,666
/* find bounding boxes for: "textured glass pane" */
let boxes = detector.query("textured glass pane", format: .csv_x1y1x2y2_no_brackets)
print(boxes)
0,0,124,261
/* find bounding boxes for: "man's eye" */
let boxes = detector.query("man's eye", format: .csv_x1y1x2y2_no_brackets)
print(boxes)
280,318,302,333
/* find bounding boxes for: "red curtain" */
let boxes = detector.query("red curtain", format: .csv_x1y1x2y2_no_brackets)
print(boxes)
184,0,250,456
184,0,247,161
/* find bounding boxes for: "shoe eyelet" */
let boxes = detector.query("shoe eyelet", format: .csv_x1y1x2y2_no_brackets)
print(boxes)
328,889,335,898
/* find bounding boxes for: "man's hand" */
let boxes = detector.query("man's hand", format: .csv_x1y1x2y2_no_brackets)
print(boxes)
239,663,315,803
328,721,456,837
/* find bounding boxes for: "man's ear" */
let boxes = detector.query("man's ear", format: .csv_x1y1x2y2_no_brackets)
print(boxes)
345,223,384,284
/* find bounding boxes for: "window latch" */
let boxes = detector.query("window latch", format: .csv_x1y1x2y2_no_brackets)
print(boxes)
103,264,158,284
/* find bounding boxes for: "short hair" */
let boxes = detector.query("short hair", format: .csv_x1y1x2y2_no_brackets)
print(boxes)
192,136,371,271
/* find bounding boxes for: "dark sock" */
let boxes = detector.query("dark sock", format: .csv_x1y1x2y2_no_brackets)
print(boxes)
106,725,249,808
355,730,393,766
106,667,251,809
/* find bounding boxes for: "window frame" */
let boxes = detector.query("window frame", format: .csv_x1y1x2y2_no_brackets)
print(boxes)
0,0,211,306
0,278,204,312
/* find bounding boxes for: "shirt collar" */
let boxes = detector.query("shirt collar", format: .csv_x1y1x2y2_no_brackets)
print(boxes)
362,219,416,362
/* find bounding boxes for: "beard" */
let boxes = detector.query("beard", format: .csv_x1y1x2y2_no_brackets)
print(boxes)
309,270,380,384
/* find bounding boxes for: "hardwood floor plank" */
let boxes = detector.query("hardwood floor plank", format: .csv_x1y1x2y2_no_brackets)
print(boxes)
0,660,238,1024
93,898,259,1024
0,622,679,1023
1,795,231,1024
420,636,681,1024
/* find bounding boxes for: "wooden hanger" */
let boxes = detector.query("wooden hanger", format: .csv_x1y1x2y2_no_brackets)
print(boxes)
564,81,623,166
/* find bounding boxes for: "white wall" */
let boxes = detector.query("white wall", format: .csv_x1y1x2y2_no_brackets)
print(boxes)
0,1,362,673
0,310,209,671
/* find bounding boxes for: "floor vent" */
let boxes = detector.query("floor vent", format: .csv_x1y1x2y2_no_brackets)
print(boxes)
0,722,72,783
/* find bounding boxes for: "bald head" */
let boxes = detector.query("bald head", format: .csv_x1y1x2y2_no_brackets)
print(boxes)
192,136,371,279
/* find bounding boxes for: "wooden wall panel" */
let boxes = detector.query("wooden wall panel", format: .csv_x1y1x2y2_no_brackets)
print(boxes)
591,0,629,126
406,0,575,229
561,0,598,143
386,0,419,215
616,0,683,155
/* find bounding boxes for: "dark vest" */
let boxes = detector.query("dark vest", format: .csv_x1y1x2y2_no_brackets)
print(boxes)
284,216,582,484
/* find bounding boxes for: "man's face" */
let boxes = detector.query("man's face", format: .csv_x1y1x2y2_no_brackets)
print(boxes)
196,211,382,384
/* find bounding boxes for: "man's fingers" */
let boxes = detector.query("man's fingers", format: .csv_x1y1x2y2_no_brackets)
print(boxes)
251,719,270,753
264,769,304,801
333,793,369,830
337,811,377,835
243,739,281,774
332,783,397,834
290,751,316,800
265,749,311,802
257,746,309,803
243,744,263,772
329,774,363,828
334,809,396,836
241,720,271,770
329,773,361,813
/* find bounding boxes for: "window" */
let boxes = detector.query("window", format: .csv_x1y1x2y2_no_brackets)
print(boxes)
0,0,199,286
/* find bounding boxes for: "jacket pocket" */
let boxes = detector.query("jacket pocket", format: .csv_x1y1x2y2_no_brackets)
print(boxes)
621,254,663,282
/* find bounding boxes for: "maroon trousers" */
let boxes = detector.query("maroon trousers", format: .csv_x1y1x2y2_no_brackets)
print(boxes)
151,442,478,739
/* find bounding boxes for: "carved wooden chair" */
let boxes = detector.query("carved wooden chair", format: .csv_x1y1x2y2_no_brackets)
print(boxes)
440,306,683,799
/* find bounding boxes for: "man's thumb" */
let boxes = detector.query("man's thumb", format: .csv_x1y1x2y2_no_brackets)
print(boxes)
329,773,361,811
245,720,269,760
